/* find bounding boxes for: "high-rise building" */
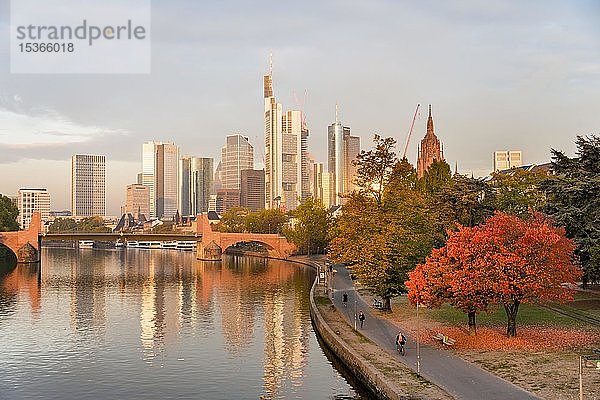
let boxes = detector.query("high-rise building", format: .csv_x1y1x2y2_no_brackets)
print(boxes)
416,105,444,178
142,141,179,219
494,150,523,171
264,55,302,211
240,169,265,211
327,106,360,205
17,188,50,230
312,163,335,209
300,125,310,200
179,156,214,216
125,184,150,219
71,154,105,217
216,189,240,215
221,135,254,190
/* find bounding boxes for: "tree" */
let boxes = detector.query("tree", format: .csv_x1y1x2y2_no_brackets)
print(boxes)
245,208,287,234
435,174,494,229
285,197,330,254
77,217,111,233
354,134,398,205
489,168,546,217
408,212,581,337
543,135,600,286
0,194,19,232
418,160,452,194
214,207,249,233
48,218,78,233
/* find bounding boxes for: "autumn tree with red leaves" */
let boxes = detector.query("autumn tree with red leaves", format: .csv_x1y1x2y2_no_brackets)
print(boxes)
407,212,581,337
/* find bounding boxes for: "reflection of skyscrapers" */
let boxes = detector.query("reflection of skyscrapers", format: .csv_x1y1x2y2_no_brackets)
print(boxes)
264,56,302,211
179,156,214,216
221,135,254,190
416,105,445,178
17,188,50,229
71,154,106,217
327,107,360,205
142,141,179,219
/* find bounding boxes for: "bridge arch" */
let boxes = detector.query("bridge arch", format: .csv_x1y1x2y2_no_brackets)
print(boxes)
0,212,41,263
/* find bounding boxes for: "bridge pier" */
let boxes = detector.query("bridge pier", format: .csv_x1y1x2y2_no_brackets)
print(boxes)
0,212,42,264
197,240,223,261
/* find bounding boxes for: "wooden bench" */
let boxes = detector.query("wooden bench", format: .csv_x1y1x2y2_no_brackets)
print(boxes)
433,333,456,346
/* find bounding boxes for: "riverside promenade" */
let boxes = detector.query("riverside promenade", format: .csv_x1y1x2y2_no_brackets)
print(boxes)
326,263,540,400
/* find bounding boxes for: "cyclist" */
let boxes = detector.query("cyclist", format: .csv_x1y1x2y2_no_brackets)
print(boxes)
395,332,407,355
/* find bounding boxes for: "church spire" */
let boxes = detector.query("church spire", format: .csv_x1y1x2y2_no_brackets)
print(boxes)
427,104,434,134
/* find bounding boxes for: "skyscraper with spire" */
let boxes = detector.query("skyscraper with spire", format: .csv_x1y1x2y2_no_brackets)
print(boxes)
263,54,302,211
416,105,445,178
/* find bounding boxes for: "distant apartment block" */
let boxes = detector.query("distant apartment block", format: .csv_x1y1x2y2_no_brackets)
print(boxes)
240,169,265,211
17,188,50,230
494,150,523,171
71,154,106,217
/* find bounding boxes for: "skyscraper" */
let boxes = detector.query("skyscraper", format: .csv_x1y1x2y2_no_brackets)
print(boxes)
179,156,214,216
125,184,150,218
327,106,360,205
221,135,254,190
71,154,105,217
17,188,50,230
264,55,302,211
312,163,335,209
300,124,310,200
240,169,265,211
416,105,444,178
494,150,523,171
142,141,179,219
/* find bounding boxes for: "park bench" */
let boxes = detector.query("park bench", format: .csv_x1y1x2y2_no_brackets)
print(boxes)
372,298,384,310
433,333,456,347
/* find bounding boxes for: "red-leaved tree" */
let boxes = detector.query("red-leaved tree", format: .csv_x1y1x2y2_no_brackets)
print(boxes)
407,212,581,337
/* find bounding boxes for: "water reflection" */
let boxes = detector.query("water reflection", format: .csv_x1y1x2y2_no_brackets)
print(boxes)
0,248,365,400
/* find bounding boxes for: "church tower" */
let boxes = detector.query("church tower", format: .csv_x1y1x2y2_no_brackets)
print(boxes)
416,105,444,178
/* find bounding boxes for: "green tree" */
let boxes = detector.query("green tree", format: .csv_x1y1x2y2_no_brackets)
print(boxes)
354,134,398,205
489,168,546,217
0,194,19,232
245,208,287,234
543,135,600,286
77,217,111,232
285,197,330,254
418,160,452,194
48,218,78,233
215,207,250,233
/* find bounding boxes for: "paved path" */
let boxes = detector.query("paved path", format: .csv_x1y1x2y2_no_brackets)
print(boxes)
328,263,539,400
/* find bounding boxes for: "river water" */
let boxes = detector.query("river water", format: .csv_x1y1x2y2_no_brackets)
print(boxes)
0,248,367,399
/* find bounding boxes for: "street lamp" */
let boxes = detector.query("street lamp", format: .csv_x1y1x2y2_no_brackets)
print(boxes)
417,300,421,376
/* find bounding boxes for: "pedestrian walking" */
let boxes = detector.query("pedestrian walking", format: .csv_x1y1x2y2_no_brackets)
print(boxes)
342,292,348,307
358,311,365,328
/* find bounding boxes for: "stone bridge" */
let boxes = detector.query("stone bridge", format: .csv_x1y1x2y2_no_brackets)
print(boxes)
0,212,41,263
196,213,296,260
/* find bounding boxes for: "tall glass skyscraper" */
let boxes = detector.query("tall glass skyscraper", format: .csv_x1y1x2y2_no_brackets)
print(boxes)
179,156,214,216
142,141,179,219
327,107,360,206
221,134,253,190
71,154,105,217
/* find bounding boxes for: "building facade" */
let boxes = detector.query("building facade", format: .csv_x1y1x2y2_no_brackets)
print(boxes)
125,184,150,219
71,154,106,217
327,108,360,205
264,57,302,211
17,188,50,230
216,188,240,215
416,105,444,178
240,169,265,211
179,156,214,216
312,163,335,209
494,150,523,171
221,135,254,190
142,141,179,219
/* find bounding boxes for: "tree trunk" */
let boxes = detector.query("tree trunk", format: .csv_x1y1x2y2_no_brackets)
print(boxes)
468,310,477,336
383,297,391,311
504,300,520,337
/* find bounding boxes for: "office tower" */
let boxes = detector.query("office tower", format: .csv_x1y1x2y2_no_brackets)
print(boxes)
307,153,316,199
179,156,214,216
17,188,50,230
208,194,217,212
240,169,265,211
142,141,179,219
221,135,254,190
312,163,335,209
494,150,523,171
263,55,302,211
327,106,360,205
216,189,240,215
300,125,310,200
416,105,445,178
125,184,150,218
71,154,105,217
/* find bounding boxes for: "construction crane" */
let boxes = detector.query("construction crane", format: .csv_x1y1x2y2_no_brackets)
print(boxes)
402,103,420,159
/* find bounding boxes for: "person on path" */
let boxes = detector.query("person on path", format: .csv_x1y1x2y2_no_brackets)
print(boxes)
342,292,348,307
358,311,365,328
396,331,407,355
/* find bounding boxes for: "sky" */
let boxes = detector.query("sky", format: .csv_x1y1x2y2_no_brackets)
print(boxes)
0,0,599,215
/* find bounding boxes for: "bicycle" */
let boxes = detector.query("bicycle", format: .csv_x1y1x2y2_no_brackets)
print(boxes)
396,341,405,356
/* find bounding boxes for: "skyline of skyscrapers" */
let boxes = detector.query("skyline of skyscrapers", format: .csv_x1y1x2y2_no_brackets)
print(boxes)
142,141,179,219
17,188,50,230
71,154,106,217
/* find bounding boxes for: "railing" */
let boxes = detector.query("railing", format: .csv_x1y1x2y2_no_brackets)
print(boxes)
42,232,202,242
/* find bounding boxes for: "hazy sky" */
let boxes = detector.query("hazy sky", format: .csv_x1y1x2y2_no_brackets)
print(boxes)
1,0,599,215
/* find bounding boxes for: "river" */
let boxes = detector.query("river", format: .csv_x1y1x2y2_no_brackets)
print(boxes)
0,247,368,399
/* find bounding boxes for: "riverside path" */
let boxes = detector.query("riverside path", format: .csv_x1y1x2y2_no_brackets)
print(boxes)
328,263,540,400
